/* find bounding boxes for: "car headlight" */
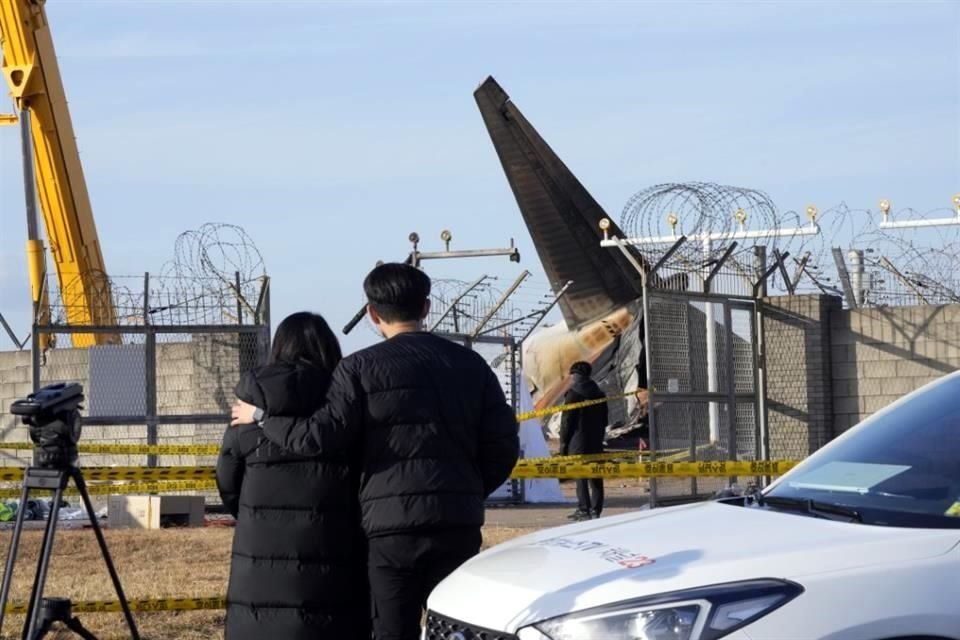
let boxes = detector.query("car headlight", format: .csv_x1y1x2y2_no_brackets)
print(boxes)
521,579,802,640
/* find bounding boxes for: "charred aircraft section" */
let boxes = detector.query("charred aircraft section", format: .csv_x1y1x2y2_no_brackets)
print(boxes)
473,76,647,330
473,76,652,439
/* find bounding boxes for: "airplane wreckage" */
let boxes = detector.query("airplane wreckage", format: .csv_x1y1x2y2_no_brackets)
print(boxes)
474,76,689,444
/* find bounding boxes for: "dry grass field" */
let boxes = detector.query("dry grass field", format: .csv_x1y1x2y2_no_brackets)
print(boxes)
0,525,536,640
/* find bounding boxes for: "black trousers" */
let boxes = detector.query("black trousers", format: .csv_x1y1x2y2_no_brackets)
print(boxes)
576,478,604,515
368,528,482,640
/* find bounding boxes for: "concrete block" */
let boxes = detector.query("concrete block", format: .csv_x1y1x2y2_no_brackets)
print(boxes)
861,361,897,379
854,378,883,395
861,395,898,415
832,362,859,380
830,380,855,397
895,360,938,378
0,382,17,402
880,378,917,396
13,383,33,398
834,396,859,414
108,495,205,530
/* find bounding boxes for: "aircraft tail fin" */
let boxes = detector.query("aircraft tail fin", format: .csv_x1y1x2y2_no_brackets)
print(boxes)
474,76,650,329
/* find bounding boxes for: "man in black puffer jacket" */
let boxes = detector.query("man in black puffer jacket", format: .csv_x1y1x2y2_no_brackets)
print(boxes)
231,263,519,640
559,360,608,521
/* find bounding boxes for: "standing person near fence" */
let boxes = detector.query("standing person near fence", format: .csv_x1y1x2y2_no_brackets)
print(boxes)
231,262,520,640
559,360,608,521
216,312,369,640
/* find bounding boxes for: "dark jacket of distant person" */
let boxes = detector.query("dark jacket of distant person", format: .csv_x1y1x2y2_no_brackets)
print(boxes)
216,313,368,640
559,365,608,456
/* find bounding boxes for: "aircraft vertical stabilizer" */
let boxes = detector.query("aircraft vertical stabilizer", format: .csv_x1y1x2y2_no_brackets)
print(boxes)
474,76,648,329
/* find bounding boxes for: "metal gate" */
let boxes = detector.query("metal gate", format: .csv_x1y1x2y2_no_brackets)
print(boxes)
644,288,762,507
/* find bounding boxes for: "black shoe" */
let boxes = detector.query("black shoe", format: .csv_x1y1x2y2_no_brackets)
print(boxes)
590,510,602,519
568,510,590,521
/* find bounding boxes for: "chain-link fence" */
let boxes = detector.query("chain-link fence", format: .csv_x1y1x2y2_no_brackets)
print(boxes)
438,333,523,503
643,286,762,507
0,275,271,476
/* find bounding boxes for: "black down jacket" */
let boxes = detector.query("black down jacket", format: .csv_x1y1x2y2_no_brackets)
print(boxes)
216,362,369,640
559,374,608,455
260,331,520,538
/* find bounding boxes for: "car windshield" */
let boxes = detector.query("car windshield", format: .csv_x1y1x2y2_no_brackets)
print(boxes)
764,373,960,528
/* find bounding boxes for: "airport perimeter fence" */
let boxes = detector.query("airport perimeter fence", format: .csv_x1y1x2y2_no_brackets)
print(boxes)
438,332,524,503
633,246,777,507
0,275,272,497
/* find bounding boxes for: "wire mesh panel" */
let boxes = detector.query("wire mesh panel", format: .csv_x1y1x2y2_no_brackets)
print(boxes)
13,324,270,471
438,334,522,503
645,289,760,507
649,401,731,502
155,331,264,417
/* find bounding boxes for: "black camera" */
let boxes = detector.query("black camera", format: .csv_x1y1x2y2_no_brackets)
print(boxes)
10,383,84,469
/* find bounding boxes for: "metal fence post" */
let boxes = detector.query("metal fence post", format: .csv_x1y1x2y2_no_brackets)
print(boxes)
723,302,738,487
235,272,243,325
641,282,658,509
144,273,158,468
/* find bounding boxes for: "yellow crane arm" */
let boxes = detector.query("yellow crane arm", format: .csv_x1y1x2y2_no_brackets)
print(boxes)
1,0,116,346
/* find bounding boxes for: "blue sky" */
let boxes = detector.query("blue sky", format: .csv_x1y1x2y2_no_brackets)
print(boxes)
1,0,957,354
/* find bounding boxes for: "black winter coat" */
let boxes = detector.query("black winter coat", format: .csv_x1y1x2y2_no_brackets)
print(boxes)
260,332,520,538
216,362,369,640
559,375,608,455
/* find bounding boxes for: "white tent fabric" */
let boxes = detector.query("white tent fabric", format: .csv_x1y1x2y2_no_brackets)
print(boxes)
515,368,570,503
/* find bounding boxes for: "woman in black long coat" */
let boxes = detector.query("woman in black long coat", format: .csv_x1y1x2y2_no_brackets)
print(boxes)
216,312,368,640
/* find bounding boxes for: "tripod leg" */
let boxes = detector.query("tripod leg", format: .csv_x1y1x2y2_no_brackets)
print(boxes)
0,481,33,633
72,472,140,640
23,482,64,640
63,616,99,640
28,615,52,640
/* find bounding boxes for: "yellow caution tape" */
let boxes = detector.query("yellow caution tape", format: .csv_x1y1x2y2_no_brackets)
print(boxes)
510,459,799,480
0,391,639,457
4,596,226,615
0,388,648,462
0,392,634,457
0,480,218,500
0,467,216,482
516,447,696,467
515,391,638,422
74,443,220,456
0,442,221,456
0,458,798,487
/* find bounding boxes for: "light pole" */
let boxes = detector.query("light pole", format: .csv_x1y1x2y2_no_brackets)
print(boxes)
878,196,960,229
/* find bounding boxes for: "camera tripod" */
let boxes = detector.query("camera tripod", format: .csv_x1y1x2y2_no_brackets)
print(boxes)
0,466,140,640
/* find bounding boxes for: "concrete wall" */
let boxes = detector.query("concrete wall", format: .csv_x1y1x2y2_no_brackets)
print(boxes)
761,295,840,460
830,304,960,431
761,295,960,458
0,334,258,468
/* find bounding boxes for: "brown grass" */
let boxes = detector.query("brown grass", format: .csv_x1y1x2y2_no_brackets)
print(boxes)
0,525,536,639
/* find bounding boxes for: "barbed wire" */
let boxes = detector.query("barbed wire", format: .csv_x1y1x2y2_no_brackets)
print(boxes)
46,223,268,327
619,183,960,306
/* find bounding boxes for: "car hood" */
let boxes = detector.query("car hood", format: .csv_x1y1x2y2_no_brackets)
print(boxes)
427,502,960,632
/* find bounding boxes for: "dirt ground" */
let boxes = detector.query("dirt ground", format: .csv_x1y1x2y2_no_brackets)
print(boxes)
0,525,535,640
0,479,649,639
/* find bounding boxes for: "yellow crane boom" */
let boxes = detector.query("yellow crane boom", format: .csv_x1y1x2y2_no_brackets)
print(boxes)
0,0,116,347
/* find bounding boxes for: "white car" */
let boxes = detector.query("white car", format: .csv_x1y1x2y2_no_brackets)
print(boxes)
425,372,960,640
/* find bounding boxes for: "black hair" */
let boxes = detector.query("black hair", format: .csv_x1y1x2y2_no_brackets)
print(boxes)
270,312,342,372
363,262,432,324
570,360,592,377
